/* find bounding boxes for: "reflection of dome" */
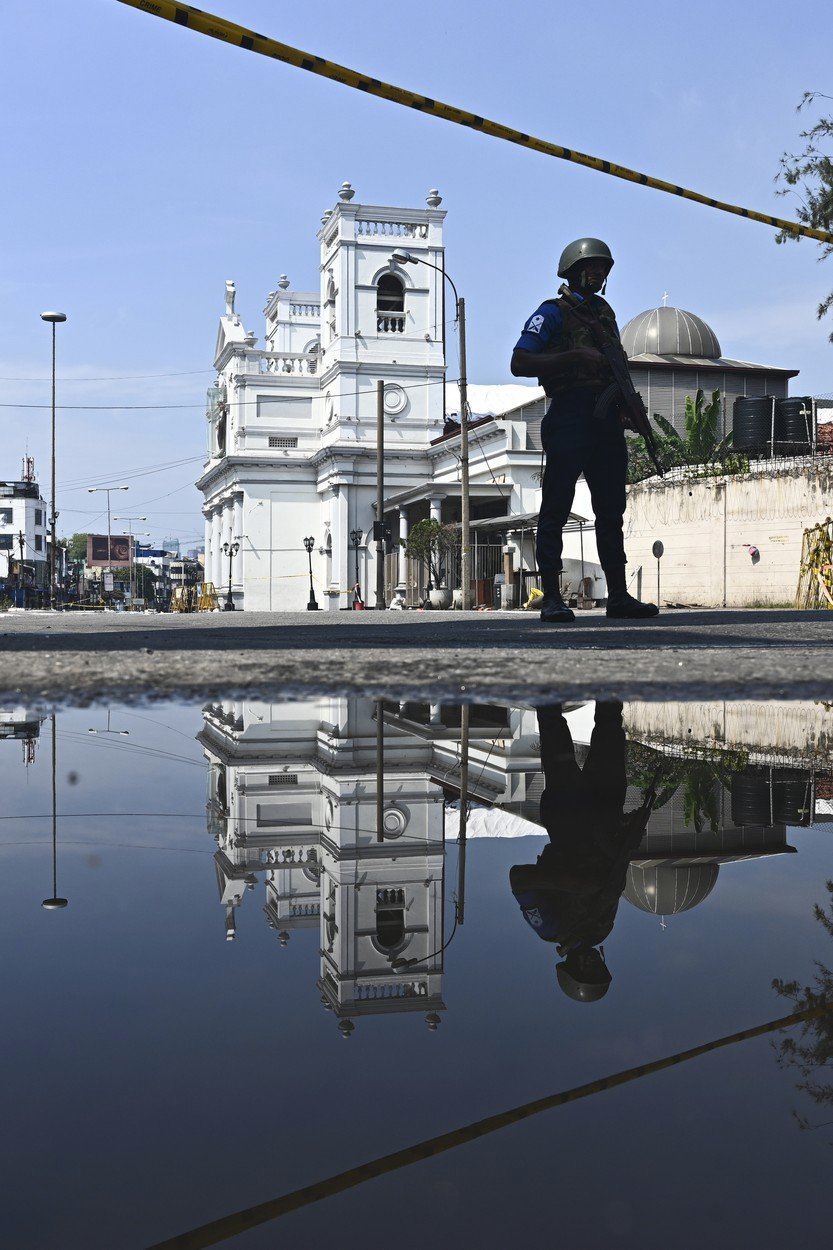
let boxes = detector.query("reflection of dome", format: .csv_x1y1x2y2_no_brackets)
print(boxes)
624,863,719,914
621,306,721,359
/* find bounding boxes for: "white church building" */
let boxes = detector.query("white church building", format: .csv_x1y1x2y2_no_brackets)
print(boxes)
197,184,600,611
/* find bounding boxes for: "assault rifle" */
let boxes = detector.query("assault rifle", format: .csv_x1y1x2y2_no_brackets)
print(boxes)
557,284,664,478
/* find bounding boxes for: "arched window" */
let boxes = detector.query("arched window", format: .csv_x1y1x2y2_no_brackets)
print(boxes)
377,274,405,333
375,908,405,950
377,274,404,313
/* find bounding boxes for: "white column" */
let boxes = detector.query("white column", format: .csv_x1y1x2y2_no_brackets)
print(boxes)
329,488,349,611
397,508,409,590
429,496,442,523
233,493,244,605
211,508,223,588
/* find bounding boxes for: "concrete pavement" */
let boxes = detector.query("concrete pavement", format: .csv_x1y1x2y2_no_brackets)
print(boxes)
2,606,832,705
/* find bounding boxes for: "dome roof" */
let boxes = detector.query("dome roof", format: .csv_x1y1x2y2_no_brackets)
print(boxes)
621,306,721,359
624,863,719,915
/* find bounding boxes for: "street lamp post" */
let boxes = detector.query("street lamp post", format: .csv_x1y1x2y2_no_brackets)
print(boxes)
303,537,318,610
88,485,129,603
114,517,148,606
350,528,363,605
391,251,471,609
40,311,67,609
221,539,239,611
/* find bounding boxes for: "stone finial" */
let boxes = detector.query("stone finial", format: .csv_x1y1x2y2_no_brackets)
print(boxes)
244,330,257,348
338,1019,355,1038
338,181,355,202
225,280,236,316
278,274,290,290
425,1012,442,1031
426,188,443,207
321,209,333,226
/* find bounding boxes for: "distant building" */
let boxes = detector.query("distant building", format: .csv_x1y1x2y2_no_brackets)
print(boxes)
621,304,799,438
0,476,49,595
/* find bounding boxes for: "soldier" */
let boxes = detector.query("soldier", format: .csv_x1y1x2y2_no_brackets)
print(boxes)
511,238,658,622
509,702,655,1002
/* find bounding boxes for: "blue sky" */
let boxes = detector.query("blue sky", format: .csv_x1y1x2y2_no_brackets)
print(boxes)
3,0,831,547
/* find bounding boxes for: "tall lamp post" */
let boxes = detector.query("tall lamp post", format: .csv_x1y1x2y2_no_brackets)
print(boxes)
114,516,148,606
391,251,471,609
88,485,129,603
350,528,363,604
221,539,239,611
40,311,67,609
303,537,318,610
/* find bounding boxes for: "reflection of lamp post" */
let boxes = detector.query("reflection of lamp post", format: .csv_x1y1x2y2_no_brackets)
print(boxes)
42,713,67,910
40,311,67,610
392,251,471,609
350,528,363,600
221,539,239,611
303,537,318,610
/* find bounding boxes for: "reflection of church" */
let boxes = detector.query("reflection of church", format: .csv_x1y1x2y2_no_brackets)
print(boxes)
201,699,452,1035
199,697,831,1029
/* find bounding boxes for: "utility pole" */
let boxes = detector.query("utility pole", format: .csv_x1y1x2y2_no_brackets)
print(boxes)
390,253,471,608
40,311,67,609
458,297,471,610
457,702,469,924
375,379,386,610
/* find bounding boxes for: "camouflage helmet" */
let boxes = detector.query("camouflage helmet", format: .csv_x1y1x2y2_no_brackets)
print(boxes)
557,238,614,279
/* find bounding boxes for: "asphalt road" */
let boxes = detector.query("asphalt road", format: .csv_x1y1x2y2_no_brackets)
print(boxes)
2,606,832,705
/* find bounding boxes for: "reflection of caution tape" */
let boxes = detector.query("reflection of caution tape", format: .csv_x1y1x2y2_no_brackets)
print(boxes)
145,1002,830,1249
117,1,831,245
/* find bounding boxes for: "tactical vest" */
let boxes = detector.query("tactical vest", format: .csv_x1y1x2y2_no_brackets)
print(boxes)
543,294,619,394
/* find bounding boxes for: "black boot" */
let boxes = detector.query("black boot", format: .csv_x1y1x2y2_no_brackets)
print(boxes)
539,587,575,623
604,567,658,619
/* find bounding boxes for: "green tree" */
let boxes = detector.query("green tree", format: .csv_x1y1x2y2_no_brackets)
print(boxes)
627,389,735,483
67,532,90,562
404,519,457,589
775,92,833,341
772,881,833,1139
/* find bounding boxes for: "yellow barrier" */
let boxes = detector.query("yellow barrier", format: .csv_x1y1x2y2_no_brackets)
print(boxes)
796,517,833,609
116,0,831,246
197,582,219,611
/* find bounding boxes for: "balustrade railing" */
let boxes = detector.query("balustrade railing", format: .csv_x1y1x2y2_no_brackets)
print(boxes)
290,302,320,317
356,219,429,238
355,980,428,1000
258,352,319,376
376,312,406,334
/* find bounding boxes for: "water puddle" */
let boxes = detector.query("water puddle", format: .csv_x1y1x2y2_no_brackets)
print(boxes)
2,697,831,1247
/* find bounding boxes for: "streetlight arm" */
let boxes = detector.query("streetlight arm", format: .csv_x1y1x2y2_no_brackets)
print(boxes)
391,250,459,310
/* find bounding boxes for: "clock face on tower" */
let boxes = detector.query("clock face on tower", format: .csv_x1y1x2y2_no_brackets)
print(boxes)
383,384,407,416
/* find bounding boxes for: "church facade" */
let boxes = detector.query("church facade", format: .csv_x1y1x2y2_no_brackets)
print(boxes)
197,186,803,611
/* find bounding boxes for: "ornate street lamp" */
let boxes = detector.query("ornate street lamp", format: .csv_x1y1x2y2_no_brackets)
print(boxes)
303,537,318,610
221,539,239,611
349,528,363,601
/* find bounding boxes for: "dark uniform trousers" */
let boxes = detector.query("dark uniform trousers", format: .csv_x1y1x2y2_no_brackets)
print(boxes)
536,387,628,591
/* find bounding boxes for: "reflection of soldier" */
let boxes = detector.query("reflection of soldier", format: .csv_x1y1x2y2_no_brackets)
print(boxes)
510,702,654,1002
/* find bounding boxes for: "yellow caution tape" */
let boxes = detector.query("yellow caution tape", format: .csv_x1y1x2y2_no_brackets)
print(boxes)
116,0,831,245
144,1001,829,1248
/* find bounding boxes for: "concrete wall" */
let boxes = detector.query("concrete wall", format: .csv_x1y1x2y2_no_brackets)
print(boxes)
624,460,833,607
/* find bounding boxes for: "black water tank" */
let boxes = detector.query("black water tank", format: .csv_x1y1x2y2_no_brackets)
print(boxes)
775,397,813,455
772,769,812,826
731,767,771,827
732,397,773,454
